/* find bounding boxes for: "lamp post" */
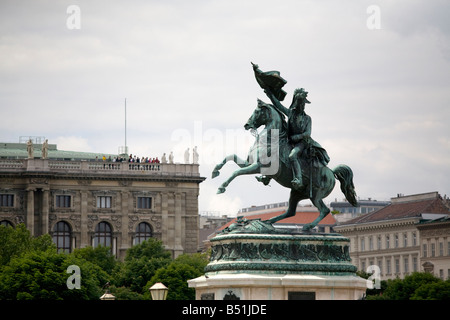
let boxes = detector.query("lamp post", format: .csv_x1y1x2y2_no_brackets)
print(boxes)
100,291,116,300
100,282,115,300
149,282,168,300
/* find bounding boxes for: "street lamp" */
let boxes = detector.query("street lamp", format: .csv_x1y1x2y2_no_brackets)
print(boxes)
149,282,168,300
100,282,115,300
99,291,116,300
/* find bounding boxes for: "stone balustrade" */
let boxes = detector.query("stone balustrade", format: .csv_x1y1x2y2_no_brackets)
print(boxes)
0,158,200,177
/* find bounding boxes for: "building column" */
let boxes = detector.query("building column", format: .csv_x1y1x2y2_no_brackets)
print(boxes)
161,192,169,247
41,189,49,234
80,191,88,248
119,191,130,259
26,188,35,236
173,192,184,258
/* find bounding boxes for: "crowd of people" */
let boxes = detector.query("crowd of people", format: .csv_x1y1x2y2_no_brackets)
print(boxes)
126,154,160,164
98,154,161,163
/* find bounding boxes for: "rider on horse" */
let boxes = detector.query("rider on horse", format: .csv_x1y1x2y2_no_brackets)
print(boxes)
264,87,330,190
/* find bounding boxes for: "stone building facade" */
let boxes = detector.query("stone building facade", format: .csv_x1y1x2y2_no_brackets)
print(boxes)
417,215,450,279
0,157,205,259
334,192,450,280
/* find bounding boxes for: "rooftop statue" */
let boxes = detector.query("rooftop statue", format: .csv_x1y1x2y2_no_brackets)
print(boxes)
212,63,358,232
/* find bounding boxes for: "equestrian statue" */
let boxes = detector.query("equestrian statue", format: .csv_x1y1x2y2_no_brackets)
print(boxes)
212,63,358,232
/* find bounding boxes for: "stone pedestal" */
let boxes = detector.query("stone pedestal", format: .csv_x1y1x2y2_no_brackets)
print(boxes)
189,224,368,300
189,273,367,300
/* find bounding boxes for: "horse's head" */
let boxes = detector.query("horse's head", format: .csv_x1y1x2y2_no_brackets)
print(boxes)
244,99,273,131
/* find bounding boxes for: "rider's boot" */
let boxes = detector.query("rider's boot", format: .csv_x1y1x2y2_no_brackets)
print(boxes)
291,160,303,190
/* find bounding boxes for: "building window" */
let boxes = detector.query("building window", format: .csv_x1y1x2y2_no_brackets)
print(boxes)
403,233,408,247
137,197,152,209
386,259,391,274
395,234,399,248
360,238,365,251
97,196,112,208
0,194,14,207
412,233,417,246
413,257,418,272
52,221,72,253
377,236,382,250
395,259,400,274
94,222,112,249
423,244,428,257
439,242,444,256
369,237,373,251
56,195,71,208
386,235,390,249
404,257,409,273
0,220,14,227
134,222,153,245
431,243,435,257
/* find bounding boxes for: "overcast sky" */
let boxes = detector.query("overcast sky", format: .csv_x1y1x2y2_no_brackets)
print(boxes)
1,0,449,216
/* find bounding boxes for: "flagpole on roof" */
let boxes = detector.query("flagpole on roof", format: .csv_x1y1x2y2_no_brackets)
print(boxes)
125,98,127,154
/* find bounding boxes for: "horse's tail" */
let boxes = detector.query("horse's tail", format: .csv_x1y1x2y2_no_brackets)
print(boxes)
333,164,358,207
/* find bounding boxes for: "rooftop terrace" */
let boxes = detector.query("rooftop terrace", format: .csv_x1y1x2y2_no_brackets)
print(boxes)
0,158,200,178
0,142,201,178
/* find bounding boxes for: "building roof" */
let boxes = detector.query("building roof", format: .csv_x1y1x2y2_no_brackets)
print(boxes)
330,199,391,208
217,210,337,232
417,213,450,227
338,192,450,226
0,142,117,160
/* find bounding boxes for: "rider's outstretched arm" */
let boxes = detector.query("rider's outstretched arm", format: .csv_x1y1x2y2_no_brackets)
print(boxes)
265,89,290,117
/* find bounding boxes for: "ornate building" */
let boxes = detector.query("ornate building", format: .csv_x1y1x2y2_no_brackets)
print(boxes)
417,215,450,279
0,142,205,259
334,192,450,280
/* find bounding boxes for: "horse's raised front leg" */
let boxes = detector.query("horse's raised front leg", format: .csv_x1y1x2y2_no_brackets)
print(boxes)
217,162,261,194
212,154,248,179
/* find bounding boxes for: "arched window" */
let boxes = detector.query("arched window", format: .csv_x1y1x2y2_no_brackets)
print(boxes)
52,221,72,253
0,220,13,228
134,222,152,245
94,222,112,249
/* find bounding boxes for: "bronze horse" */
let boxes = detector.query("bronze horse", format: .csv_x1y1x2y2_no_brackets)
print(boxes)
212,99,357,231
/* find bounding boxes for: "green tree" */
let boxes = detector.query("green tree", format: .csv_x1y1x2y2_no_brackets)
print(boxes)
108,285,145,300
0,224,55,266
144,253,208,300
146,263,199,300
124,238,171,261
411,280,450,300
172,252,209,274
72,245,117,274
112,256,170,293
0,250,108,300
111,238,172,295
382,272,442,300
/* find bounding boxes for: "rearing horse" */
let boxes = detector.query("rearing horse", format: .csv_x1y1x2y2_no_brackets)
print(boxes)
212,99,358,231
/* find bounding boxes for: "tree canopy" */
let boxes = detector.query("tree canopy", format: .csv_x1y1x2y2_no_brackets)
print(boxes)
7,223,449,300
0,224,208,300
364,272,450,300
